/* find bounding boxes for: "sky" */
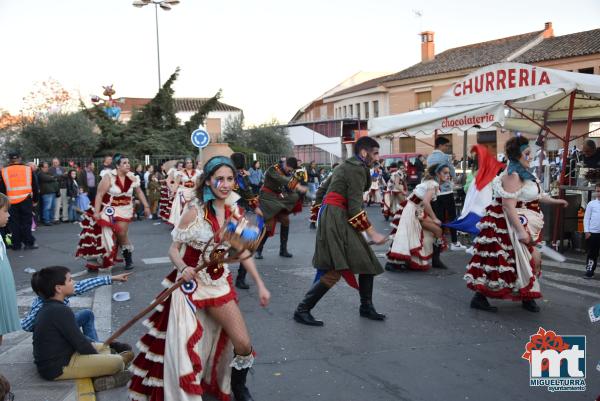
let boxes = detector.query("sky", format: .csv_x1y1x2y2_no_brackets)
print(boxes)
0,0,599,125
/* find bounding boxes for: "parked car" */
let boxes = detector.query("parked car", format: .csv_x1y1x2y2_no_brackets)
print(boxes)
380,153,420,188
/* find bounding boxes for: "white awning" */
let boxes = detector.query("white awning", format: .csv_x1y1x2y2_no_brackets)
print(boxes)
287,125,342,157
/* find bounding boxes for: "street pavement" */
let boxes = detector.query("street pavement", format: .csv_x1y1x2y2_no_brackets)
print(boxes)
3,207,600,401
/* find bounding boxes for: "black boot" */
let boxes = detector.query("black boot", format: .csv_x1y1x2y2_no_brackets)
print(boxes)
470,292,498,312
584,257,597,279
385,261,405,272
254,235,268,259
522,299,541,313
123,249,134,270
231,367,254,401
293,281,330,326
358,274,386,321
279,225,292,257
432,245,448,269
309,222,316,229
236,264,250,289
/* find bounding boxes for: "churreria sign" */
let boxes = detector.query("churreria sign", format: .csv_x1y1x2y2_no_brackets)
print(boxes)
441,113,496,128
522,327,586,392
453,66,551,97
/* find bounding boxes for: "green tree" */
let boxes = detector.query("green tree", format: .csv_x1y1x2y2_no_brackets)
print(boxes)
18,112,98,158
222,113,245,147
245,119,293,155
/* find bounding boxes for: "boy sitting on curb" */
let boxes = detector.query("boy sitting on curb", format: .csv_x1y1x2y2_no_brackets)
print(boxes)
21,271,131,353
32,266,132,391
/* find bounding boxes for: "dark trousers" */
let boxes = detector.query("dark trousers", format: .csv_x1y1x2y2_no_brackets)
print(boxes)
87,187,97,205
588,233,600,262
8,197,36,249
432,192,458,243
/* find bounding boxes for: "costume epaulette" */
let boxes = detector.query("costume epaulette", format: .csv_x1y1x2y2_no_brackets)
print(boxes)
348,210,371,232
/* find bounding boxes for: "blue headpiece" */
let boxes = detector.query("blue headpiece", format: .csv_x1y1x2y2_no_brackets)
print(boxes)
507,141,536,181
202,156,236,203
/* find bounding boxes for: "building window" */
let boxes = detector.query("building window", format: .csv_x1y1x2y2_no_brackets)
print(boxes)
356,103,360,119
579,67,594,74
416,91,432,109
364,102,369,119
343,106,347,117
349,104,353,117
373,100,379,118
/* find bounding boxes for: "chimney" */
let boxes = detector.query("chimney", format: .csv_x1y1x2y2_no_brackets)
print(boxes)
543,22,554,38
420,31,435,62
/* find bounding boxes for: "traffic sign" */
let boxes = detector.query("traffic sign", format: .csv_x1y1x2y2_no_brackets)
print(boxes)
191,129,210,149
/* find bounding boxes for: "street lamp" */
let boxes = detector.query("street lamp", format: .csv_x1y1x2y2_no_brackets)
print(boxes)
132,0,180,90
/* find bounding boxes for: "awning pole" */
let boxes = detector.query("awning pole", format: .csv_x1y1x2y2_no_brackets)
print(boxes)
552,91,577,250
463,130,468,172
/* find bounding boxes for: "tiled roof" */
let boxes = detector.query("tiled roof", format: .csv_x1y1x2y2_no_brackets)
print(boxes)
119,97,241,113
326,74,391,98
514,28,600,63
328,30,544,98
382,30,543,82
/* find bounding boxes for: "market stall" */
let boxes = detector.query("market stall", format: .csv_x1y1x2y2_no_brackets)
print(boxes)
369,62,600,248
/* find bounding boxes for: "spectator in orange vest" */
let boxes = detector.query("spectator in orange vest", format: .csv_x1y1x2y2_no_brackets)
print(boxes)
0,151,39,250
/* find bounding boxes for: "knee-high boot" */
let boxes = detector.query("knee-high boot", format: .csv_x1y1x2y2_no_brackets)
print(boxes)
279,225,292,257
236,264,250,289
293,281,330,326
432,244,448,269
358,274,386,321
254,235,268,260
231,352,255,401
122,245,134,270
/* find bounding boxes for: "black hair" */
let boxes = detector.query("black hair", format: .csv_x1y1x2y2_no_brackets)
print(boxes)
286,157,299,170
251,160,260,169
585,139,597,150
389,162,398,169
435,136,450,148
505,136,530,161
31,266,70,299
354,137,379,154
113,153,127,167
230,152,246,170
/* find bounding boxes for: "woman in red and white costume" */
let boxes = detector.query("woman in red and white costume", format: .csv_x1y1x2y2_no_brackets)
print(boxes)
382,162,408,220
385,163,450,271
465,137,567,313
129,156,270,401
76,154,150,271
160,161,183,224
168,158,199,228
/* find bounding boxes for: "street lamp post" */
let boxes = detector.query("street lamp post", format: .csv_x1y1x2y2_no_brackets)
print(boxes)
132,0,180,90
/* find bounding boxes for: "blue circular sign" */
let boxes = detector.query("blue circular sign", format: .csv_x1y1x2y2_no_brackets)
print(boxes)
191,129,210,149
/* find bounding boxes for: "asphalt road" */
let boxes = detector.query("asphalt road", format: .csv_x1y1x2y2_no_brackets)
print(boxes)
9,206,600,401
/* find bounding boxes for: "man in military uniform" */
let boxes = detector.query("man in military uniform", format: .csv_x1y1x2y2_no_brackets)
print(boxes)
293,137,387,326
255,157,307,259
230,152,262,289
0,152,39,250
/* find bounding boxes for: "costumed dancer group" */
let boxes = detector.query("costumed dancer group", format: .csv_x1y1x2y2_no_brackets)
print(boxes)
68,134,569,400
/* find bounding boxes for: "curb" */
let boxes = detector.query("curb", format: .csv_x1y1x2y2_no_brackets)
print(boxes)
76,378,96,401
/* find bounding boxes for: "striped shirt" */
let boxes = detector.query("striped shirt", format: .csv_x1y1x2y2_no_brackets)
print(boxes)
20,275,112,332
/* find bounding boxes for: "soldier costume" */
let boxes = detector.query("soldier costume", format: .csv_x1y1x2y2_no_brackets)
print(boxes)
294,137,387,326
254,158,304,259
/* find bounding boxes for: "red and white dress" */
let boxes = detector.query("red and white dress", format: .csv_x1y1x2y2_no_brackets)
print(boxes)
75,170,140,270
129,200,239,401
382,170,407,219
159,168,176,223
168,169,198,228
464,174,543,300
386,180,440,270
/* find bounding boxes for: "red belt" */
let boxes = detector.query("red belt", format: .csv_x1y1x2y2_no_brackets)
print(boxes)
261,186,283,198
408,194,422,204
183,182,195,188
323,191,347,209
